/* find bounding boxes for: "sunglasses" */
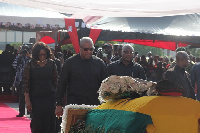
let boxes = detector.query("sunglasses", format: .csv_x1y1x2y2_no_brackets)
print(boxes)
82,47,94,51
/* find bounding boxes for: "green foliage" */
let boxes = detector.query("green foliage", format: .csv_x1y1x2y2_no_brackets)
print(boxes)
95,41,163,56
61,44,75,53
95,41,122,47
10,43,22,50
133,44,163,56
0,50,2,54
189,48,200,57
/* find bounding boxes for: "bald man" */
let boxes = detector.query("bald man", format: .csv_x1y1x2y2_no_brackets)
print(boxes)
107,44,146,80
164,51,196,100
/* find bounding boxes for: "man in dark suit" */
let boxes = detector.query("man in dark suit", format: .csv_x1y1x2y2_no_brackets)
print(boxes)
107,44,146,80
164,51,196,100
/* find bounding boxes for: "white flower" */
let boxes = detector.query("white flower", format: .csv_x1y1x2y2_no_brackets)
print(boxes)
98,75,154,103
110,87,119,93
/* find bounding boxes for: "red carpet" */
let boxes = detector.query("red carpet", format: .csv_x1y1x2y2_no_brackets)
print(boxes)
0,102,31,133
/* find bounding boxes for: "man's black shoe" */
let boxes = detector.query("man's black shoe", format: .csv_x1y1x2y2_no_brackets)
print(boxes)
16,114,24,117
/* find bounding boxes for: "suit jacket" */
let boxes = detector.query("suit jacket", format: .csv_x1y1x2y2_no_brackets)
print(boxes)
164,65,196,100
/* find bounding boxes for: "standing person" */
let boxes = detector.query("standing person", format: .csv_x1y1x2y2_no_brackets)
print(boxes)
56,52,64,68
14,47,31,117
55,37,107,117
107,44,146,80
97,43,113,65
50,47,62,133
139,55,149,77
164,51,196,100
12,45,30,102
154,61,165,82
23,42,58,133
50,47,61,74
111,44,123,62
191,63,200,101
2,44,15,94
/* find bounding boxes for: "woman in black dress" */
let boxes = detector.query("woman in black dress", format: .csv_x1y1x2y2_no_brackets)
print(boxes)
23,42,58,133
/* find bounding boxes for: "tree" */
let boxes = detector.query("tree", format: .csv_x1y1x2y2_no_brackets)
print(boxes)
189,48,200,57
61,44,75,53
133,44,163,56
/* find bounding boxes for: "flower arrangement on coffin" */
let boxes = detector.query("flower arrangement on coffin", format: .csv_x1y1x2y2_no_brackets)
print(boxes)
98,75,156,103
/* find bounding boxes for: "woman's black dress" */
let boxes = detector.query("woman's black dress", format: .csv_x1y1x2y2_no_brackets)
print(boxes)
23,59,58,133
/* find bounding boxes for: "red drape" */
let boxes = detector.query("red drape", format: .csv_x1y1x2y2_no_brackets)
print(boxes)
64,18,80,54
40,36,55,44
112,39,188,51
89,29,102,44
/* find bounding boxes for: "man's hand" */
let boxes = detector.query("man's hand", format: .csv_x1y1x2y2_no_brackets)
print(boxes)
55,105,63,117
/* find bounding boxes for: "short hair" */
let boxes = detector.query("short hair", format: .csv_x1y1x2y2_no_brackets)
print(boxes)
117,44,123,50
175,47,186,52
176,51,188,60
32,42,51,60
155,79,184,96
122,44,134,51
80,37,94,47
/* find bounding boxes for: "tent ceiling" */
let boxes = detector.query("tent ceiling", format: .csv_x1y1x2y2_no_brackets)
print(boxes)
90,15,200,36
1,0,200,17
1,1,200,50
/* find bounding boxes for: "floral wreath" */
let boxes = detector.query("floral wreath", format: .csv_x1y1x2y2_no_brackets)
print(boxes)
98,75,156,103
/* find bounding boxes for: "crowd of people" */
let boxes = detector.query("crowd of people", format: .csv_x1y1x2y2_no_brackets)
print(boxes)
0,37,200,133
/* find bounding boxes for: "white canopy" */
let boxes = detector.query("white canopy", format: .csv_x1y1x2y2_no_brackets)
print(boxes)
1,0,200,17
0,2,86,31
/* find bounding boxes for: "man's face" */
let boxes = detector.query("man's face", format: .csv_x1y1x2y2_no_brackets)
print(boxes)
122,47,134,62
80,41,94,59
181,58,189,68
177,57,189,68
117,46,123,57
103,46,112,54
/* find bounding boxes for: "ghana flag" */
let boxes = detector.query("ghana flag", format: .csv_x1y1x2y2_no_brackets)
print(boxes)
95,96,200,133
85,109,153,133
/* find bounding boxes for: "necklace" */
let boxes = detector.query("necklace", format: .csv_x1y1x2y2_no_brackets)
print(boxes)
37,59,46,63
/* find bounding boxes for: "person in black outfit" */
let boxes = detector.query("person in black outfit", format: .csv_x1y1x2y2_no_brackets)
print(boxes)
107,44,146,80
55,37,107,118
97,43,113,66
50,47,62,133
111,44,123,62
50,47,61,74
1,44,15,94
164,51,196,100
23,42,58,133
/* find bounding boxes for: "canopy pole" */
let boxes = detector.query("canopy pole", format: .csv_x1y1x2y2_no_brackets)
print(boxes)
22,31,24,44
176,42,178,49
55,31,58,47
5,30,7,45
14,31,16,42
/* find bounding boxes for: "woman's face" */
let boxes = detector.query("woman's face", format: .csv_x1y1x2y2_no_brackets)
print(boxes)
39,49,47,61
